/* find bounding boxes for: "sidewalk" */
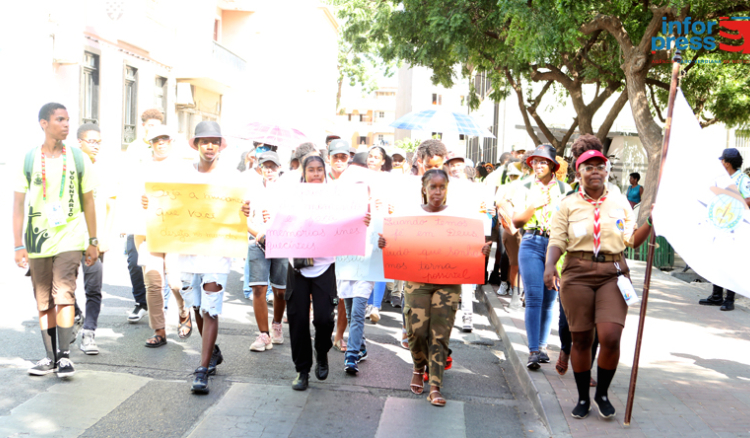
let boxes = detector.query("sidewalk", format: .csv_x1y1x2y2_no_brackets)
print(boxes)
481,260,750,438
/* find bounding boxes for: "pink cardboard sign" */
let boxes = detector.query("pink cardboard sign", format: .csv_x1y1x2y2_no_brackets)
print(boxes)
265,183,368,258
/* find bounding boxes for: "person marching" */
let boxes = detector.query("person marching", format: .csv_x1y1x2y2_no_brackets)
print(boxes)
246,151,288,351
328,139,352,352
544,149,653,419
378,169,491,407
365,145,392,324
512,144,571,370
14,103,99,377
285,155,370,390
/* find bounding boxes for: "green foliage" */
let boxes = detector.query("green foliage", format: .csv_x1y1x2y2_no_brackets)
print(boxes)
394,137,421,152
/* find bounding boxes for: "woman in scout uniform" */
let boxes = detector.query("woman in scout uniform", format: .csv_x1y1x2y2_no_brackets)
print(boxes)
378,169,492,407
511,144,571,370
543,150,653,420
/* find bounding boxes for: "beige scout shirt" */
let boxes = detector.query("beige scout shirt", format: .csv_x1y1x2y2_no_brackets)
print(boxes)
548,188,637,254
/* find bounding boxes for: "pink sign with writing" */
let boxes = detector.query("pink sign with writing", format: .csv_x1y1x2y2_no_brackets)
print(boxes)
265,183,368,258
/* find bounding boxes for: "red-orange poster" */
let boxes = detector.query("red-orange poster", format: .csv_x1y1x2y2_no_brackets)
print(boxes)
382,215,485,284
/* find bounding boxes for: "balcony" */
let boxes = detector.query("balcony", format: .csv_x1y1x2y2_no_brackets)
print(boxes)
174,40,247,94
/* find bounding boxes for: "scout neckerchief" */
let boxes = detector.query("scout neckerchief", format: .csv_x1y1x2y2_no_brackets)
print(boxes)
535,177,557,231
41,145,67,202
579,187,607,256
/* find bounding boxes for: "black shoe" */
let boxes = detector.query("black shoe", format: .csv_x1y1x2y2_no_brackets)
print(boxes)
390,295,402,308
56,358,75,378
314,351,329,380
527,352,541,370
539,348,550,363
699,294,723,306
571,399,591,419
720,300,734,311
593,395,616,418
28,357,57,376
207,345,223,375
292,372,309,390
191,367,209,394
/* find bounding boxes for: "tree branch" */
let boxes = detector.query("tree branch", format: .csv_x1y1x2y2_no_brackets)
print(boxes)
700,118,719,128
596,88,629,140
530,64,574,89
528,80,554,112
580,14,634,59
587,80,623,114
682,48,706,74
648,83,666,123
560,118,580,153
645,78,670,91
502,68,543,146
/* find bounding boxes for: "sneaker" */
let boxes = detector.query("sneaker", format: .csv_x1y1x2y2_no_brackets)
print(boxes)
390,294,402,308
80,330,99,355
571,399,591,419
249,333,273,352
191,367,209,394
344,357,359,374
370,307,380,324
365,304,373,320
243,289,251,299
207,345,223,375
70,314,83,344
527,351,541,370
357,349,368,362
28,357,57,376
271,322,284,344
127,304,147,323
497,283,510,296
56,358,75,378
539,347,550,363
593,395,616,418
462,314,473,332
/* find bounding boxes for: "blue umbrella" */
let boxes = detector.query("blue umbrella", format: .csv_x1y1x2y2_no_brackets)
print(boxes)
389,108,495,138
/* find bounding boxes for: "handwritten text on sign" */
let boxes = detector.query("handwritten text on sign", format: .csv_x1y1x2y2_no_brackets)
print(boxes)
265,183,368,258
382,215,485,284
145,182,247,258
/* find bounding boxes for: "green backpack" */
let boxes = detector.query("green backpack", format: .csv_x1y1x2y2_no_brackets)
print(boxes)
23,145,86,208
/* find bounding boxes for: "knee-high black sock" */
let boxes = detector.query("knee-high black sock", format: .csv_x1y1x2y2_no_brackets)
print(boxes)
57,325,73,359
574,370,592,402
595,366,616,400
41,327,57,361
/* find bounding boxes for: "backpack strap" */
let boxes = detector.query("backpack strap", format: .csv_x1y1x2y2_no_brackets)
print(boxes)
557,179,565,194
70,146,86,208
24,146,39,188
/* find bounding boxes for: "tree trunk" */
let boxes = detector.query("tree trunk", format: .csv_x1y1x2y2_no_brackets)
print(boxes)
336,77,343,111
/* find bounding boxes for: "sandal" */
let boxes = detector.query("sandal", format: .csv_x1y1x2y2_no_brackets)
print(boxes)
145,334,167,348
410,369,425,395
590,377,597,387
556,351,569,376
400,328,409,350
333,339,347,352
178,313,193,340
427,389,446,407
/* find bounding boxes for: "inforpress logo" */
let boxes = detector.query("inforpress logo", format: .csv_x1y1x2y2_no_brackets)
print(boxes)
651,17,750,54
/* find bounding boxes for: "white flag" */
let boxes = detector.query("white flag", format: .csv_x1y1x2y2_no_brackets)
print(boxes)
653,90,750,298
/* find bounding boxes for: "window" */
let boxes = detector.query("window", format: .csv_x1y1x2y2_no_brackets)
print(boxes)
377,134,384,142
359,115,364,122
377,111,385,119
431,132,442,139
81,52,99,124
155,76,168,122
359,136,368,145
177,108,195,140
432,93,442,105
213,18,221,42
459,134,465,140
123,66,138,145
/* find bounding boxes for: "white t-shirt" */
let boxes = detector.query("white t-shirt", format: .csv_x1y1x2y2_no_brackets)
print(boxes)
297,257,335,278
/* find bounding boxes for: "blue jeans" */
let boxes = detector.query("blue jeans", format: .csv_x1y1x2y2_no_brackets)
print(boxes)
518,234,558,352
368,282,386,309
344,296,368,362
243,243,273,300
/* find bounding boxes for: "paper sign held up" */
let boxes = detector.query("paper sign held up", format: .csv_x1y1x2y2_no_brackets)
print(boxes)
145,182,248,258
382,215,485,284
265,183,368,258
336,215,389,282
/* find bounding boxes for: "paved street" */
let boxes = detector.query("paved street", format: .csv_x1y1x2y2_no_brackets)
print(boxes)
0,165,546,438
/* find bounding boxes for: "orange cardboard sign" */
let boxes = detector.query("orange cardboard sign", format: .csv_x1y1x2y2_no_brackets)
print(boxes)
382,215,485,284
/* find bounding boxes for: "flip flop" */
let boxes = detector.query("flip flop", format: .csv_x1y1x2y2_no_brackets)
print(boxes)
333,339,347,352
145,334,167,348
178,313,193,340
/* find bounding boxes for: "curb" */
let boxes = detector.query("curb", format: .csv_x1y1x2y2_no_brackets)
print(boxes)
479,285,571,438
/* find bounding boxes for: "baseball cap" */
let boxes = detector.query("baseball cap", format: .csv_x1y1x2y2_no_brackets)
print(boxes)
391,148,407,159
575,149,608,170
147,125,172,143
719,148,741,161
258,151,281,167
446,154,466,164
351,152,369,168
328,139,350,156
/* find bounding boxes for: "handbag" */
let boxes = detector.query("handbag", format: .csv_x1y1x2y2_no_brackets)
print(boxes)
292,258,314,269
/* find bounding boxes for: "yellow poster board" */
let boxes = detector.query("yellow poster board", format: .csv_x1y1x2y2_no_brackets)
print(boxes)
144,182,247,258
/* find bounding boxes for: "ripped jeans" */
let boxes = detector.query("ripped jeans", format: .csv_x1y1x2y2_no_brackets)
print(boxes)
180,273,227,318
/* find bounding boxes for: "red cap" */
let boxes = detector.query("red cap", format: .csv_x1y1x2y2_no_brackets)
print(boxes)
575,150,608,170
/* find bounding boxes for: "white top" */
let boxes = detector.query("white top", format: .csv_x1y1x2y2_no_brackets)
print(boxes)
296,257,335,278
337,280,375,299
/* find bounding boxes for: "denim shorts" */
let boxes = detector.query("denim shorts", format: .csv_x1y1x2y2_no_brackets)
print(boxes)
246,241,287,288
180,273,227,318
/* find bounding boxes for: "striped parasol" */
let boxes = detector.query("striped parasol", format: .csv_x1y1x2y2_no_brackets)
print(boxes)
236,122,312,149
389,108,495,138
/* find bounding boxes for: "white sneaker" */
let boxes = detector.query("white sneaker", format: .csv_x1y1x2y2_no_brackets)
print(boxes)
80,329,99,355
370,307,380,324
127,304,147,323
271,322,284,344
365,304,373,320
249,333,273,352
462,314,473,332
498,283,510,296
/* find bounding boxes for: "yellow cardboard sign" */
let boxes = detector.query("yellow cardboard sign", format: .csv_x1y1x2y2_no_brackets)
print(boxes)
145,182,247,258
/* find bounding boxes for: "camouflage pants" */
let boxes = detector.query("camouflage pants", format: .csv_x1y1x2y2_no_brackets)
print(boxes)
404,281,460,388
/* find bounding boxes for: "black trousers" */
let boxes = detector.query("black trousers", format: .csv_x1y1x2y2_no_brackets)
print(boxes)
74,255,103,331
286,264,337,373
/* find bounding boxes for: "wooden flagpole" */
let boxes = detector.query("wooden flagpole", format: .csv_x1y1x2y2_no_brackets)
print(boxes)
623,50,682,426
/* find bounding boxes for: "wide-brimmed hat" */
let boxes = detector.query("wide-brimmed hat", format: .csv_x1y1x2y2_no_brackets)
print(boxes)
526,144,560,172
575,149,608,171
189,121,228,151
